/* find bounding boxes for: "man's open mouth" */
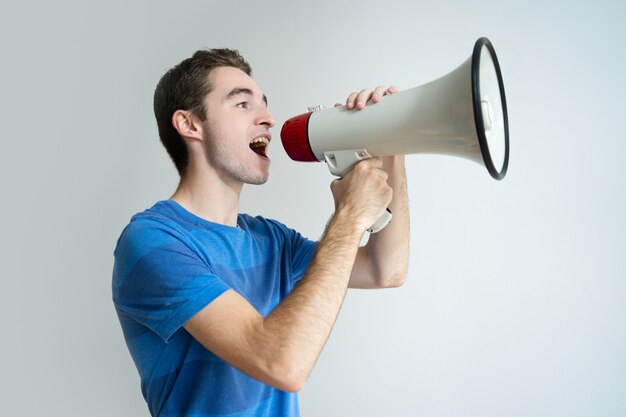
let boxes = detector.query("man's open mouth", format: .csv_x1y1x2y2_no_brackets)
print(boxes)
250,136,270,158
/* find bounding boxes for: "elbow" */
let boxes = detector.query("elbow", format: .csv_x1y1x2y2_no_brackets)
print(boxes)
277,377,306,393
246,367,306,393
368,255,409,289
383,271,407,288
266,362,308,393
254,349,309,392
251,323,311,393
374,264,408,288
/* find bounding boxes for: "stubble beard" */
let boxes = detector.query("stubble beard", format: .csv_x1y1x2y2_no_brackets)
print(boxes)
202,128,269,186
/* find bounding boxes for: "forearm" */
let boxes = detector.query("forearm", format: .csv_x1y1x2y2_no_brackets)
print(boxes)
362,155,410,286
259,209,363,389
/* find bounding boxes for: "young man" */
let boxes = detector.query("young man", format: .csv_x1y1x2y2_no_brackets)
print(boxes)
113,49,409,417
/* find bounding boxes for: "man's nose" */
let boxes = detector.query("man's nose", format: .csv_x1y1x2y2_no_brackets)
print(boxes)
257,106,275,128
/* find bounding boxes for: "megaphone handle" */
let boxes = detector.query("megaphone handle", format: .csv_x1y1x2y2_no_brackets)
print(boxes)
368,208,392,234
323,150,393,233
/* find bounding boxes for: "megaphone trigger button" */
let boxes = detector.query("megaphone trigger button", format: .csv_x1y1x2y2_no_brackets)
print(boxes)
325,153,337,169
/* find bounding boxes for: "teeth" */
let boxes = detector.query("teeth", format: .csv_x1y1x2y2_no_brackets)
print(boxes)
250,136,269,148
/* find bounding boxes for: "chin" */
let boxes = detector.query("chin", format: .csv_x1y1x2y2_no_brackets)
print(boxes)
246,172,270,185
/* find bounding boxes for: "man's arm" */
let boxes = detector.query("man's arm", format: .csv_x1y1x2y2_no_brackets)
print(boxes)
184,158,392,392
349,154,410,289
338,86,411,289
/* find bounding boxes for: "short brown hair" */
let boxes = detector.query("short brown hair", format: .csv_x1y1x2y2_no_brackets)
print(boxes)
153,49,252,176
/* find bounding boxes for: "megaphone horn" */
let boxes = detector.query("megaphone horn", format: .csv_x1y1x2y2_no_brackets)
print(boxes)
280,37,510,181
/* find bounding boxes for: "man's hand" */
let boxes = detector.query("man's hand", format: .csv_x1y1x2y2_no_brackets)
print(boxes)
330,158,393,234
335,85,400,109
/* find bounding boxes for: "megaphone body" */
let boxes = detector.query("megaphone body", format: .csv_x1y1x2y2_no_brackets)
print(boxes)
281,37,509,232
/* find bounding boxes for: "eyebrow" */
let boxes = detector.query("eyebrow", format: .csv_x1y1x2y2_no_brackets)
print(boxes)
225,87,268,106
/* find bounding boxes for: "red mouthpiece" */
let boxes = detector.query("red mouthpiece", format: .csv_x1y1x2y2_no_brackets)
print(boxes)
280,112,318,162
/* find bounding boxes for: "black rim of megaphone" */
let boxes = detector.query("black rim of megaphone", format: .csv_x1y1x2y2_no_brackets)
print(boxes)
471,37,509,180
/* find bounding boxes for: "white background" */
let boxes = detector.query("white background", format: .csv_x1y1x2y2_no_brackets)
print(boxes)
1,1,624,416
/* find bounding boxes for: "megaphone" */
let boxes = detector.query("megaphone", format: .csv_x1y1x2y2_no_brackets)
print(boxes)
281,37,509,232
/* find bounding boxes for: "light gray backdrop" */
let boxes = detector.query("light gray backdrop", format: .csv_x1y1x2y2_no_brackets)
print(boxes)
2,0,624,416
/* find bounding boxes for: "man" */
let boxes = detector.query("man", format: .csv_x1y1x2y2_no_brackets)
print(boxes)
113,48,409,417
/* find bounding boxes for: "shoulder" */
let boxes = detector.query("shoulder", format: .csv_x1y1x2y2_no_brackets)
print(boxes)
114,201,193,261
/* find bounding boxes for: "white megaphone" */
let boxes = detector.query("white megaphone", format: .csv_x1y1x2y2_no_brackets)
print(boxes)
281,37,509,233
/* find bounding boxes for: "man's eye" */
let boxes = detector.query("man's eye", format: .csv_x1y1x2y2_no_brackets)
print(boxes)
237,102,248,109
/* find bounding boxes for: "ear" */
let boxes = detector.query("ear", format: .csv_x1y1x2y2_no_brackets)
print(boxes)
172,110,203,142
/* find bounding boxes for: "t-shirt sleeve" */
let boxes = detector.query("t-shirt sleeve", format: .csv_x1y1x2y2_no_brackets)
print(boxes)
112,219,231,343
290,233,317,284
273,221,317,285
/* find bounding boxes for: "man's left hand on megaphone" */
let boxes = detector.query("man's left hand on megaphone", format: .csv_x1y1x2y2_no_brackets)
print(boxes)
333,85,404,181
334,85,399,110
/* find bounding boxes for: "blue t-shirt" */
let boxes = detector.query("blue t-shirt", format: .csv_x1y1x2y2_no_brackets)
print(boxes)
112,200,317,417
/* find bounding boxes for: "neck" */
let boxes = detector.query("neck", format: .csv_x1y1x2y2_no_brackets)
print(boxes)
170,160,243,227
